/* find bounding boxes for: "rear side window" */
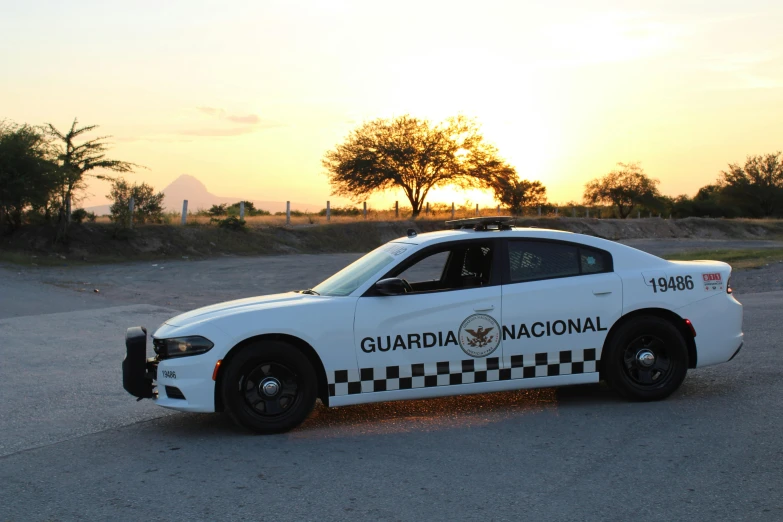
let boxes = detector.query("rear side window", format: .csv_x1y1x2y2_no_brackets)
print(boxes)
507,240,612,283
580,247,609,274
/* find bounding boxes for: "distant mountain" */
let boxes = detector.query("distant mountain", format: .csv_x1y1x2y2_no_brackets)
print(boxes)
160,174,321,214
84,204,112,216
85,174,321,215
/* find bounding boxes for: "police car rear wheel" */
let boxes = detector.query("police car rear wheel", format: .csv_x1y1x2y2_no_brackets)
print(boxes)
222,341,317,434
604,316,688,401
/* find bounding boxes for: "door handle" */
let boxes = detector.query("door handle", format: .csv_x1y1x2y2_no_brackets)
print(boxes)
593,290,612,296
474,305,495,312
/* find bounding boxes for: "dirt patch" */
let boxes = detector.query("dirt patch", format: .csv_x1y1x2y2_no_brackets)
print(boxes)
2,217,783,264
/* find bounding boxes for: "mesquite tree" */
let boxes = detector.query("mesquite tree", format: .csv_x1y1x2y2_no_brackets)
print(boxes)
584,162,660,218
323,115,514,217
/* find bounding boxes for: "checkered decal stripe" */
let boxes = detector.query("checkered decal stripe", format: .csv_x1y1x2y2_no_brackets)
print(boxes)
328,349,599,397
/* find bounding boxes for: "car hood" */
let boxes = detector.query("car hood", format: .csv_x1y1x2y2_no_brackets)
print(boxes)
164,292,310,327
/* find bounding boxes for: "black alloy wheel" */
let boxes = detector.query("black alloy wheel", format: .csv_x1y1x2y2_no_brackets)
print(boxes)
603,316,688,401
241,362,301,416
621,334,673,387
222,341,317,434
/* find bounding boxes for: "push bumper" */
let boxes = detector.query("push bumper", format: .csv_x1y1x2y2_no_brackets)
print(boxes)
122,326,158,399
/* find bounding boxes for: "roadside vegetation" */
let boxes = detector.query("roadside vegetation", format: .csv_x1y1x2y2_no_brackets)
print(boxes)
665,248,783,269
2,114,782,255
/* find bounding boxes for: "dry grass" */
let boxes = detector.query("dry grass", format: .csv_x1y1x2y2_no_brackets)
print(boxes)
665,248,783,269
91,207,559,227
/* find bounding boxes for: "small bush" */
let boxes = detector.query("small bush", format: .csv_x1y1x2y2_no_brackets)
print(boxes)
318,206,361,217
207,204,227,217
275,209,307,217
228,201,270,216
71,208,97,224
210,216,246,230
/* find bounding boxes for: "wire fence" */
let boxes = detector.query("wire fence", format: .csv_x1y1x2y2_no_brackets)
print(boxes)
110,198,672,228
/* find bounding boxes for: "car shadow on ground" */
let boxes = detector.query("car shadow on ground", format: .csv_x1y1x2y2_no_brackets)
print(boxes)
149,382,625,439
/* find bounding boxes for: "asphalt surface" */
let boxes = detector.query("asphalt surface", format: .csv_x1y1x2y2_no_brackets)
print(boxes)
1,239,782,521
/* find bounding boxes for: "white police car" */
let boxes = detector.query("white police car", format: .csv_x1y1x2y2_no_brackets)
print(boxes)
123,217,744,433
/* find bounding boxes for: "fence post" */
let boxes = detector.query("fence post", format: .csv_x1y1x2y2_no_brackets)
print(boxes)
586,208,590,218
426,202,430,216
451,202,455,219
638,210,641,219
286,201,291,225
649,212,652,218
363,202,367,219
555,208,558,217
538,206,541,216
239,201,245,220
326,200,330,222
129,197,135,229
395,201,399,218
476,203,479,216
572,207,576,218
180,199,187,225
497,205,500,215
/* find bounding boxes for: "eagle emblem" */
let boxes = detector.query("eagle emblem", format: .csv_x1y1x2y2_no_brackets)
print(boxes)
464,326,495,348
458,314,501,358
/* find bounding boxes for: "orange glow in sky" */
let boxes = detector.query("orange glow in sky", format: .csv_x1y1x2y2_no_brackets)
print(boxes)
2,1,782,210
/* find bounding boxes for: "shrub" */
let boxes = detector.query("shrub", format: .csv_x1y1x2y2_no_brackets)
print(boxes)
71,208,96,224
227,201,270,216
318,206,361,217
207,204,227,217
210,216,246,230
275,209,307,217
108,178,165,227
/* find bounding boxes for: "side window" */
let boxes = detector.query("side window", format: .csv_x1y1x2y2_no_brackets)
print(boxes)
580,247,609,274
507,241,612,283
390,242,495,293
398,251,450,284
507,241,579,282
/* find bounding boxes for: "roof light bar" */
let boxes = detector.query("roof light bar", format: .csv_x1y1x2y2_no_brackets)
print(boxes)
445,216,515,231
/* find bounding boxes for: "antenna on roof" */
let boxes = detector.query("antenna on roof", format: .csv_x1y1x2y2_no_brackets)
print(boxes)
444,216,515,231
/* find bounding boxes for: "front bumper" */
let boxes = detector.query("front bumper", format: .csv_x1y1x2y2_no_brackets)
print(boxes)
122,327,158,399
122,326,218,412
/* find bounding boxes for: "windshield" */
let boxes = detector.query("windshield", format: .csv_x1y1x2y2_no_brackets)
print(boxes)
313,243,409,296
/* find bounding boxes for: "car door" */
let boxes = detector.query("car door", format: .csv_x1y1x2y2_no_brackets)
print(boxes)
500,238,622,383
350,239,503,397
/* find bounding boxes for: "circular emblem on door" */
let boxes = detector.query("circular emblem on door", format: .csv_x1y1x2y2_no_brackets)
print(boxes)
458,314,501,358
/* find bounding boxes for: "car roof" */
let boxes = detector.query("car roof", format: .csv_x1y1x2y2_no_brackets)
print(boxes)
391,227,668,269
392,227,575,245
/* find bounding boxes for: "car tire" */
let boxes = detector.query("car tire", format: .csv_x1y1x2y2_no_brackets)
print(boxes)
221,341,317,434
603,316,688,401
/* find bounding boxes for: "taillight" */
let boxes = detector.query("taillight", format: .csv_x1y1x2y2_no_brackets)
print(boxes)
727,277,732,294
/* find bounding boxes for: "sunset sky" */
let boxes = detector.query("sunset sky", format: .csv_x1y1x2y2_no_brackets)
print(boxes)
2,0,782,210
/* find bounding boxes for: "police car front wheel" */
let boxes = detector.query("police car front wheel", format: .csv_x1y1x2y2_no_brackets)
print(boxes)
221,341,318,434
604,316,688,401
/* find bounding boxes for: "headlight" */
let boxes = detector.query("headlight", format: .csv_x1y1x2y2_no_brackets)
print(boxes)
153,336,214,359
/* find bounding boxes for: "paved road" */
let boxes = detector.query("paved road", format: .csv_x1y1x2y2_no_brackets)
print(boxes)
1,239,782,520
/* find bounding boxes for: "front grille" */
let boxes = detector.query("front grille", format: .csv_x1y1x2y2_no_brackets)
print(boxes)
165,386,186,400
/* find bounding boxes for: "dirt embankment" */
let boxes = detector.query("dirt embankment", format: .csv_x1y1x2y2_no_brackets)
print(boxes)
3,217,783,263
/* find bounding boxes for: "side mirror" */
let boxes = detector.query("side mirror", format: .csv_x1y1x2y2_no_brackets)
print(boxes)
375,278,408,296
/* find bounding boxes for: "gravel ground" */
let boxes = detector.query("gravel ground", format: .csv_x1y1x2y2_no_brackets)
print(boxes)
1,237,781,521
